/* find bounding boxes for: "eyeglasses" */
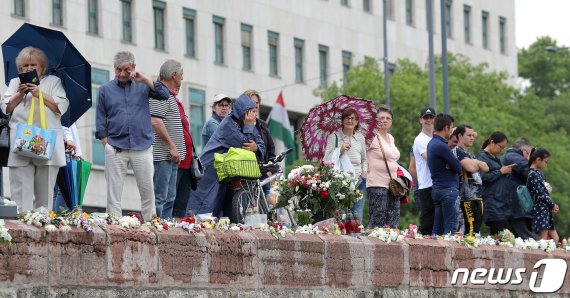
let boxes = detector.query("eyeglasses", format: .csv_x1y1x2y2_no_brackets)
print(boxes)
344,116,357,121
217,104,231,108
378,116,392,121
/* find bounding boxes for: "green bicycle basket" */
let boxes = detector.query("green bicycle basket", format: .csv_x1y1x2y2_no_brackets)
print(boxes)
214,147,261,181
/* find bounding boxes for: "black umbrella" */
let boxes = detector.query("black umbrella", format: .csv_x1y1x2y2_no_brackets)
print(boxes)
2,23,91,126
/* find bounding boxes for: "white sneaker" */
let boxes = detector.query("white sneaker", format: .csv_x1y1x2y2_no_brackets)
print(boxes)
196,213,215,222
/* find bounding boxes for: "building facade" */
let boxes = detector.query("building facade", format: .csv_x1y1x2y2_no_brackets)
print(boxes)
0,0,516,213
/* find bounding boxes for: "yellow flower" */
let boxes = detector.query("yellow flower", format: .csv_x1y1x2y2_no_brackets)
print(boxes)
82,212,89,219
72,211,79,217
49,211,56,218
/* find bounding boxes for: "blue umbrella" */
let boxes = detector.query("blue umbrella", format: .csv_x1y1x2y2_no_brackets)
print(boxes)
2,23,91,126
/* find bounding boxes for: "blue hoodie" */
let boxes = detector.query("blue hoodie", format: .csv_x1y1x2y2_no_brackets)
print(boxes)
188,94,266,215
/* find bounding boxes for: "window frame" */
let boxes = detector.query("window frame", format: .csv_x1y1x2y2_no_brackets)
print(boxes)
342,50,353,79
294,38,305,83
482,11,489,49
405,0,414,26
188,87,206,153
153,0,166,50
13,0,25,17
213,15,226,65
87,0,98,35
52,0,64,26
499,16,507,54
268,31,280,77
121,0,133,43
319,45,329,87
463,4,471,44
183,8,197,57
91,67,110,166
241,23,253,71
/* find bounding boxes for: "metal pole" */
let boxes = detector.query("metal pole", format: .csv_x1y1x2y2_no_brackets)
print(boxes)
427,0,436,109
383,0,390,106
441,0,449,114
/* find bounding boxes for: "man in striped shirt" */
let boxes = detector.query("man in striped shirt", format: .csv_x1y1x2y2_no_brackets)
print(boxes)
150,60,186,219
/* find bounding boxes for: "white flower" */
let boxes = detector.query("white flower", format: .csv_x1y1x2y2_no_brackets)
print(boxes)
60,225,72,233
44,224,57,232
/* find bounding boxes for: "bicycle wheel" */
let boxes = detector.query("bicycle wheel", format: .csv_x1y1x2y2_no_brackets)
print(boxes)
230,189,254,224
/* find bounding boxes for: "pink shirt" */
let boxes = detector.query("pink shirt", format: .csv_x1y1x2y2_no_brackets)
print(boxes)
367,133,400,188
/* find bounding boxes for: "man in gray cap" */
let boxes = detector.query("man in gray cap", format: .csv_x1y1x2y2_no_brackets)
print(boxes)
202,93,231,146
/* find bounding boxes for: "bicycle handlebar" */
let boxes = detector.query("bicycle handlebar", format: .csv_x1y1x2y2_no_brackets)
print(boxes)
261,148,293,167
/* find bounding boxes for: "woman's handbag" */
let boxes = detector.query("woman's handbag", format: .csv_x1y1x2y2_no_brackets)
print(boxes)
377,135,408,198
517,175,534,213
11,90,58,160
189,142,204,180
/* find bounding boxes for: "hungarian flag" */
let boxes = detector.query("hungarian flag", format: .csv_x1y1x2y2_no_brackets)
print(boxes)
267,91,297,166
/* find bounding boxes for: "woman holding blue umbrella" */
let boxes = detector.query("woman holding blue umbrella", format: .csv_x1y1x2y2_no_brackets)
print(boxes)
1,46,69,212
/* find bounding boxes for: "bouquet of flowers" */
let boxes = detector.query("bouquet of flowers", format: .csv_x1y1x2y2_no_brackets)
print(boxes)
274,161,362,218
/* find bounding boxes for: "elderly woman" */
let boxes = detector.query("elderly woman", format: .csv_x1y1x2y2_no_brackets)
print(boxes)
188,94,265,221
366,104,400,228
324,107,368,221
1,46,69,211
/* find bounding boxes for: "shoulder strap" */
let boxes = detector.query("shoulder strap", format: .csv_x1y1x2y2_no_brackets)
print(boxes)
26,89,46,129
335,133,338,148
377,134,393,179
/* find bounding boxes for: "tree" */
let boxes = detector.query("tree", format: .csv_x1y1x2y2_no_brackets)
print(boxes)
519,36,570,98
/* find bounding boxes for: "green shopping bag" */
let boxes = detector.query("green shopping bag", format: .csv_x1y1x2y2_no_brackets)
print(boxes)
214,147,261,181
77,159,92,207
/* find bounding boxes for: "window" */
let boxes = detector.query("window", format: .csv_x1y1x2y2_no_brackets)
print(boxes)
13,0,25,17
319,45,329,87
183,8,196,57
91,68,110,165
188,88,206,153
121,0,133,42
213,16,225,65
385,0,394,20
405,0,414,26
268,31,279,77
445,0,453,38
463,5,471,44
342,50,352,79
482,11,489,49
363,0,371,12
499,17,507,54
341,0,349,7
241,23,253,70
87,0,98,34
294,38,304,83
52,0,63,26
153,0,166,50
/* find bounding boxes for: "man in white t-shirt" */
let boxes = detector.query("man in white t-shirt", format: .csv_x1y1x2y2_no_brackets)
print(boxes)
412,107,435,235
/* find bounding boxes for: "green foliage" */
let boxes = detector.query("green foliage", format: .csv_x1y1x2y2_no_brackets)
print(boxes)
314,46,570,238
519,36,570,98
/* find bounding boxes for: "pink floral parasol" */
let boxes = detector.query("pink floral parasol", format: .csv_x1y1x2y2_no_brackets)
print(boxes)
300,95,380,162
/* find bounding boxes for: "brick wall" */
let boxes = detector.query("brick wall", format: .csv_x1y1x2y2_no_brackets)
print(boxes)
0,220,568,297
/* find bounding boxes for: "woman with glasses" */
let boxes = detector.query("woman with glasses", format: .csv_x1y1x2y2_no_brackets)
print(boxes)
476,131,515,235
202,94,232,146
366,104,401,228
324,107,367,221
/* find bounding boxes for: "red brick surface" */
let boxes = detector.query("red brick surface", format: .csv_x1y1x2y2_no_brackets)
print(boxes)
0,220,568,295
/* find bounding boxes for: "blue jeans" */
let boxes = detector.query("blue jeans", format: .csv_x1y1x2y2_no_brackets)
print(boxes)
173,168,192,218
153,160,178,219
53,184,69,212
351,177,367,221
432,187,459,235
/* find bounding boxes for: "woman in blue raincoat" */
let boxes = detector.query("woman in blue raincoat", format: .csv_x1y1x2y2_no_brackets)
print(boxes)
188,94,265,220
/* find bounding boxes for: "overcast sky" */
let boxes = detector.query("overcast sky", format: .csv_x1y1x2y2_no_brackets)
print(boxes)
516,0,570,49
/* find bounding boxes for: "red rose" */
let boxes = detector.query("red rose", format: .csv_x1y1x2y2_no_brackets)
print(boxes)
163,223,169,230
181,216,195,224
289,180,295,187
320,190,329,199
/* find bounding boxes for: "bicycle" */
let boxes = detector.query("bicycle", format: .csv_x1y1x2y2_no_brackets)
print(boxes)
229,148,293,224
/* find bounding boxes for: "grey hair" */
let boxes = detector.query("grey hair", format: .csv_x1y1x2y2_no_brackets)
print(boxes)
512,137,531,150
16,47,48,75
159,59,182,80
113,51,135,68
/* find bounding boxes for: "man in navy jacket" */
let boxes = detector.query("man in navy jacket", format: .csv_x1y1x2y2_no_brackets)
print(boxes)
427,114,462,235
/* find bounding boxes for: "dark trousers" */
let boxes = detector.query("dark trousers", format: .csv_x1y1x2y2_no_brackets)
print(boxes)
509,218,539,240
487,220,512,236
173,168,192,218
417,187,434,235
